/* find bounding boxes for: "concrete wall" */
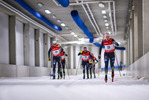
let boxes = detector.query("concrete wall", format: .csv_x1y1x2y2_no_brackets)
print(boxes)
40,32,44,67
127,51,149,80
0,11,51,77
16,20,24,65
143,0,149,54
0,64,49,77
0,12,9,64
29,26,35,67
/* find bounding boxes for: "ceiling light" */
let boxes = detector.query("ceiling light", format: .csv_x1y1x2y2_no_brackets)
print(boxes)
37,2,44,7
61,23,65,27
71,32,75,35
74,34,77,37
103,15,107,18
57,19,61,23
104,19,108,22
105,23,109,26
102,10,106,14
98,3,105,8
65,26,69,29
45,10,51,14
106,27,109,29
53,15,56,19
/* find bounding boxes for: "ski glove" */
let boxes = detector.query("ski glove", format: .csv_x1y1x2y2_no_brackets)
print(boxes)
48,57,50,61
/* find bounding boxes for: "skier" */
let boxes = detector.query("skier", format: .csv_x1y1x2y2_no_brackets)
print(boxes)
60,51,68,79
89,53,98,78
48,41,63,79
78,47,93,79
98,33,119,82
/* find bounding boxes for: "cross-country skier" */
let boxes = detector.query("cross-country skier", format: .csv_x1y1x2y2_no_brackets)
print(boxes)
78,47,93,79
89,53,98,78
48,41,63,79
98,33,119,82
60,51,68,79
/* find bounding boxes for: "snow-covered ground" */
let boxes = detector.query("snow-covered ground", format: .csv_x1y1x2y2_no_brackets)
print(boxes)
0,71,149,100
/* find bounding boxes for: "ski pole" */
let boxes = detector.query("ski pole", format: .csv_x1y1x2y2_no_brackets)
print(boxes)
49,60,52,79
115,53,122,77
65,61,70,79
98,59,101,77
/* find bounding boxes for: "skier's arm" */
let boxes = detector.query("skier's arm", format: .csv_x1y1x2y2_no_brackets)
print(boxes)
64,51,68,56
89,52,93,58
95,58,98,62
48,48,51,60
78,51,82,56
99,41,103,59
112,39,119,46
99,41,103,55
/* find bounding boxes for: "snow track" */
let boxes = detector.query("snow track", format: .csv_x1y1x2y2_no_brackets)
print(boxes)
0,71,149,100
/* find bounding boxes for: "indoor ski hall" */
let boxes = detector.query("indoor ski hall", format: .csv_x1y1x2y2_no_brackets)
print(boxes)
0,0,149,100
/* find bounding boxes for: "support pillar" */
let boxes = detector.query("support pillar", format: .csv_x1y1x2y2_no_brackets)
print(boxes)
35,29,40,66
23,23,30,66
9,16,16,64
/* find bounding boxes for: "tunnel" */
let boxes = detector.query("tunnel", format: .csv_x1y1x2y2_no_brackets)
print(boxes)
0,0,149,100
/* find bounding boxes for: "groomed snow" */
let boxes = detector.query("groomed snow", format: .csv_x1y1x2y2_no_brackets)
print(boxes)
0,71,149,100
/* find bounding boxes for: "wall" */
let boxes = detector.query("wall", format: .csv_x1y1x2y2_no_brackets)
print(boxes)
143,0,149,54
29,26,35,67
16,20,24,65
0,12,9,64
40,32,44,67
127,51,149,80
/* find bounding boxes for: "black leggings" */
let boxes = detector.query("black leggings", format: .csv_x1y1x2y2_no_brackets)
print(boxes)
61,60,65,74
104,52,115,74
82,61,89,76
53,56,61,75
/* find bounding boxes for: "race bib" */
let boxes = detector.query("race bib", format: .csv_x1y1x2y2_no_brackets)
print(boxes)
105,44,114,51
52,49,60,55
61,56,65,60
82,56,89,60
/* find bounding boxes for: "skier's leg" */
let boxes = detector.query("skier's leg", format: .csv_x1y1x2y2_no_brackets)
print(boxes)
104,53,109,82
89,64,92,79
62,60,65,79
57,57,62,79
82,61,85,79
93,65,96,78
86,62,89,79
110,52,115,80
53,57,56,79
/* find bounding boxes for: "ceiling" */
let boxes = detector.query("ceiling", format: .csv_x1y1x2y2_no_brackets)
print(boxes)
3,0,129,43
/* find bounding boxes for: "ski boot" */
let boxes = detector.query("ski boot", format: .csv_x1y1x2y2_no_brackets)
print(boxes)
83,74,85,79
90,74,92,79
60,72,62,79
63,73,65,79
105,75,108,83
57,74,60,79
53,75,55,79
94,74,96,78
87,74,89,79
112,72,114,82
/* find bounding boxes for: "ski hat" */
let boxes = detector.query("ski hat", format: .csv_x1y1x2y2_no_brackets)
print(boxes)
83,47,87,50
105,33,110,37
53,41,57,44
